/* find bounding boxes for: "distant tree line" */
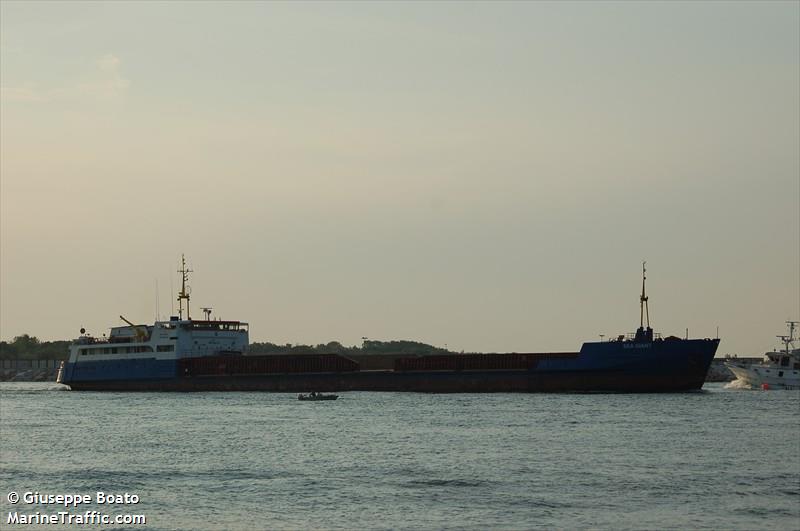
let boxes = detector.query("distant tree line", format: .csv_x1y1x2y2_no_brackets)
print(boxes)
0,335,71,360
248,339,451,357
1,336,452,360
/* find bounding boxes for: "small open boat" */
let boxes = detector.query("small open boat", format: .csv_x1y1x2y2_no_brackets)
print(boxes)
298,392,338,401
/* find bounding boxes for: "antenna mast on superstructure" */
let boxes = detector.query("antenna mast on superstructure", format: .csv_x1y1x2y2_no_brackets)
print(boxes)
640,261,650,329
177,254,193,320
778,320,798,355
634,261,654,342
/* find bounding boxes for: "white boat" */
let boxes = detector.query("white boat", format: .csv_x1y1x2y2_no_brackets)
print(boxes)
725,321,800,390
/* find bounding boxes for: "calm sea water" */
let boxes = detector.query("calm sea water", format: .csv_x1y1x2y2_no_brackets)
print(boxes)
1,382,798,530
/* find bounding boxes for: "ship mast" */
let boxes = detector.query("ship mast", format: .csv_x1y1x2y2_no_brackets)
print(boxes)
640,261,650,329
778,320,798,355
177,254,193,320
634,261,653,342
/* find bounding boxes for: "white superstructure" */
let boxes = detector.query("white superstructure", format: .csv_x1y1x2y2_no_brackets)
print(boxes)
57,255,249,386
67,318,249,363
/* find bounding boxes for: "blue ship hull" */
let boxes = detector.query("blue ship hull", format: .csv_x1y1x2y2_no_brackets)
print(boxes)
59,357,178,383
59,338,720,393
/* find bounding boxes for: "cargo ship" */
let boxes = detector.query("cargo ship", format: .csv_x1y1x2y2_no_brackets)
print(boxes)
57,258,720,392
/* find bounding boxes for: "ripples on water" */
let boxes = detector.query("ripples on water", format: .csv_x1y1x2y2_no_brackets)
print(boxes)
1,383,798,530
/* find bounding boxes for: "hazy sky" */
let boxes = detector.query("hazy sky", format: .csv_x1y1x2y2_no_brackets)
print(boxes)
1,1,798,357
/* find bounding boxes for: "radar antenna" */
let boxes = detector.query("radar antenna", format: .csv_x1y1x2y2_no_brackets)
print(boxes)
202,307,213,320
177,254,193,320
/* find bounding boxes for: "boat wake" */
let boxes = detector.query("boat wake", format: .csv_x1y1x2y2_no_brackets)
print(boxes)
724,379,752,390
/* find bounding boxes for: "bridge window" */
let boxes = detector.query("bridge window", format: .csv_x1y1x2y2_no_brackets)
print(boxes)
123,346,154,353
